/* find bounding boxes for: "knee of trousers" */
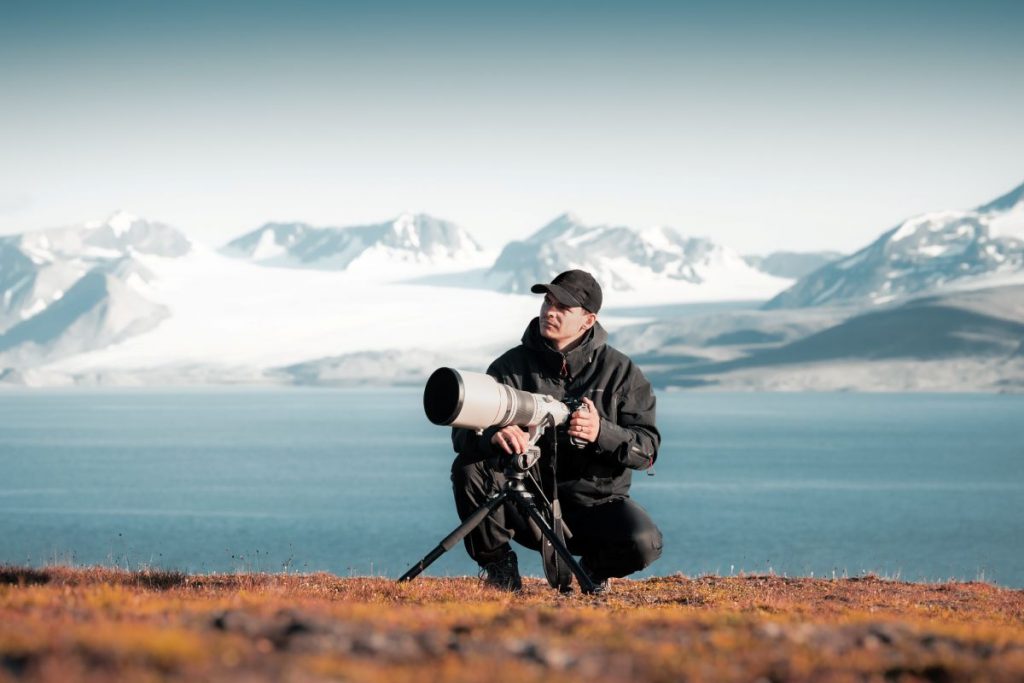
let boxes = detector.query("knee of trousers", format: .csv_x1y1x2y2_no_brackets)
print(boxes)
450,455,497,506
629,525,664,570
602,524,663,575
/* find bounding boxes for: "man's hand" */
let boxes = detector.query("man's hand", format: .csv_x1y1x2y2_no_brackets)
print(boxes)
568,397,601,444
491,425,529,455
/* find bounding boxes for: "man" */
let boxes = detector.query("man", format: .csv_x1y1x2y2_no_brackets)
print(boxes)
451,269,663,593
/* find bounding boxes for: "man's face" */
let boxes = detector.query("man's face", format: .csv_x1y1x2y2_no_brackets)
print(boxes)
540,293,596,349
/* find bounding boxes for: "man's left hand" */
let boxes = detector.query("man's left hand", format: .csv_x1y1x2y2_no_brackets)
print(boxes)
568,397,601,444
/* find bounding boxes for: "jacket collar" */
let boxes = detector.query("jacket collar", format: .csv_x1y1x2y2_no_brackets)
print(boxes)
522,317,607,378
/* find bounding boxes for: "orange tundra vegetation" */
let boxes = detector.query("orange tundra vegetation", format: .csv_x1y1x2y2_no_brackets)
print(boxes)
1,566,1023,682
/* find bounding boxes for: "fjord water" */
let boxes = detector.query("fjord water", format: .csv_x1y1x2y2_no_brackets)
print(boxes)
1,389,1021,586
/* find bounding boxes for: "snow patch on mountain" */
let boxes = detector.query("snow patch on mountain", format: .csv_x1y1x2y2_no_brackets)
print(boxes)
60,210,193,258
0,247,88,333
488,213,792,305
987,201,1024,240
744,251,845,279
0,212,192,361
222,212,491,280
0,270,169,367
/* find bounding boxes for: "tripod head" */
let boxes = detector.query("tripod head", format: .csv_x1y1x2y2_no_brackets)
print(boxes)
505,413,558,472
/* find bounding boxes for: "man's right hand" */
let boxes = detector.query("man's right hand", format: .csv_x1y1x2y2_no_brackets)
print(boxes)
491,425,529,455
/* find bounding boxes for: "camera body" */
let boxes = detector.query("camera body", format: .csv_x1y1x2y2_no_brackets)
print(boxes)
562,397,589,449
562,396,585,413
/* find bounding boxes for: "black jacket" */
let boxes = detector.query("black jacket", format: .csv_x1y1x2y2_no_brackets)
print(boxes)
453,318,660,506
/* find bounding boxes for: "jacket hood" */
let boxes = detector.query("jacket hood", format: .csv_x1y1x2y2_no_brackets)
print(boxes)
522,317,608,379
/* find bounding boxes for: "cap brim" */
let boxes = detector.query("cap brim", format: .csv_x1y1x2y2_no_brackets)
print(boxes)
530,283,582,308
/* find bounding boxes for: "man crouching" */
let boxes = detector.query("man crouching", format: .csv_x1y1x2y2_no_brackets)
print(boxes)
451,269,663,593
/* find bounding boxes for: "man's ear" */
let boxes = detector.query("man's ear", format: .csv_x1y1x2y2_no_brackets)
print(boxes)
584,313,597,330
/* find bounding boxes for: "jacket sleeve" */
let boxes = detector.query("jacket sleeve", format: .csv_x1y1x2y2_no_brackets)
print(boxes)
593,362,660,470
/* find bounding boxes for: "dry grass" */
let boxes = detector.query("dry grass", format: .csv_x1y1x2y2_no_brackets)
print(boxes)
1,566,1023,682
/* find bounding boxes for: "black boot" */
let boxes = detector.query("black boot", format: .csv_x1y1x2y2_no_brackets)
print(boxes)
479,550,523,592
580,558,610,595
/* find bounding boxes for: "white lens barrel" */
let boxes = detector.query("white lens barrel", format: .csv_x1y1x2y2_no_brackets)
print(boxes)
423,367,571,431
452,371,515,429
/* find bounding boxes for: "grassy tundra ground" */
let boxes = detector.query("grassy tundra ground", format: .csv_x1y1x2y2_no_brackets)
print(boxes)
1,567,1023,682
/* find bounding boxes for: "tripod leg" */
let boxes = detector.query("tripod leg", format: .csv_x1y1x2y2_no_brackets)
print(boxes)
512,491,597,594
397,490,508,583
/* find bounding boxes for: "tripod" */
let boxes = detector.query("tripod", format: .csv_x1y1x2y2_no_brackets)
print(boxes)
397,449,598,594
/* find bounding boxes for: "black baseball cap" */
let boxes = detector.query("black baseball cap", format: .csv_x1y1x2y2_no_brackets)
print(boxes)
531,269,603,314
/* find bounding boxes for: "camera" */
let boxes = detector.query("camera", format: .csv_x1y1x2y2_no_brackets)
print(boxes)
423,367,586,449
562,397,589,448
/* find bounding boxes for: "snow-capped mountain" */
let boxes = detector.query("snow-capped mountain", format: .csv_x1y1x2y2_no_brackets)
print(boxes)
0,241,84,334
487,213,792,304
0,212,190,333
4,188,1022,391
744,251,844,280
0,271,168,367
222,212,489,277
0,207,792,385
765,181,1024,309
17,210,192,260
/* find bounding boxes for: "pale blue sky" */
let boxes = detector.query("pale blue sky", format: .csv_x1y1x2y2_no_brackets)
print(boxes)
1,0,1021,253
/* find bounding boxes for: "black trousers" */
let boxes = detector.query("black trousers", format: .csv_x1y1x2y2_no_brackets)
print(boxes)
451,452,663,579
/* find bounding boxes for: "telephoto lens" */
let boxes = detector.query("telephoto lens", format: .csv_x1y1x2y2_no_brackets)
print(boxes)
422,367,571,431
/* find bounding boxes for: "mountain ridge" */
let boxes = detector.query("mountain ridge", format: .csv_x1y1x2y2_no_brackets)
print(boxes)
486,213,791,302
3,181,1023,391
221,212,486,274
766,181,1024,309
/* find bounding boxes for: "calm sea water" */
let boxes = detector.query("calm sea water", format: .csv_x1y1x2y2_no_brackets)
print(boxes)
1,389,1021,586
